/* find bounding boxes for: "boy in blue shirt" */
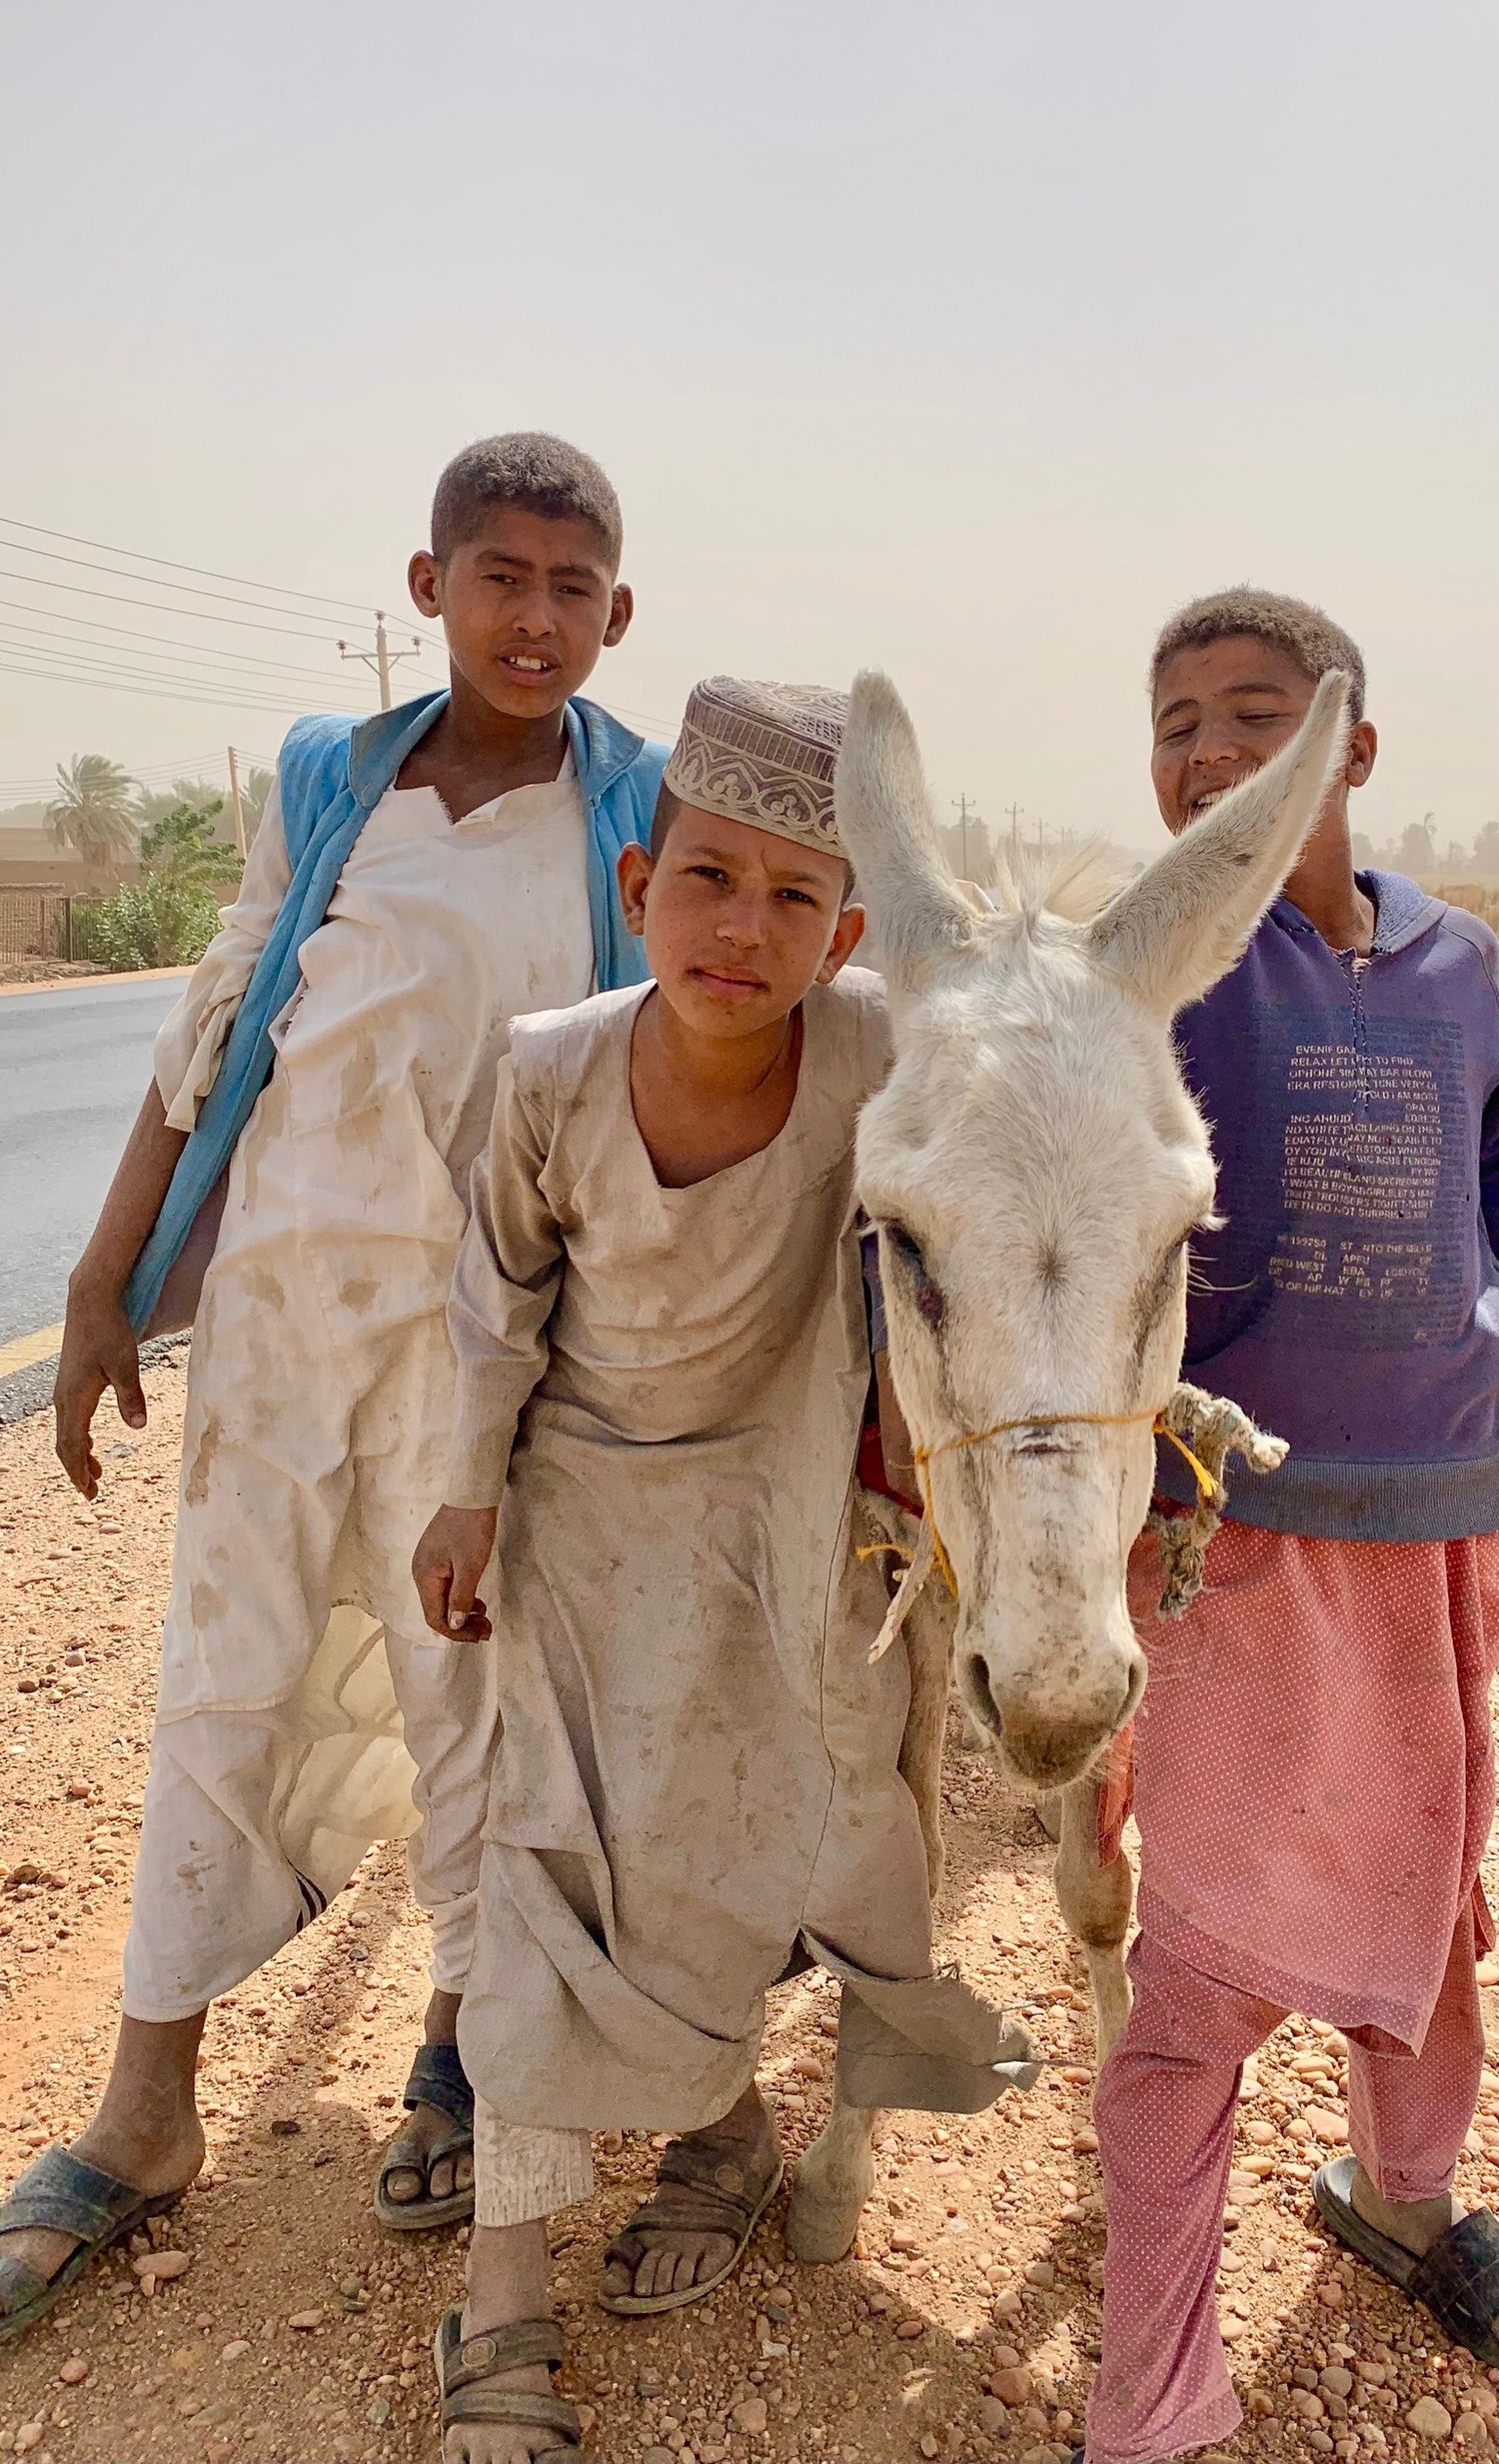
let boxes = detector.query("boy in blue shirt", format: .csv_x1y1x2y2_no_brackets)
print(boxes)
0,435,666,2342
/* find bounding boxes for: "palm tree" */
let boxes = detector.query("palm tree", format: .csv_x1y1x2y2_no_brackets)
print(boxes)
241,766,275,840
46,754,138,882
134,776,223,830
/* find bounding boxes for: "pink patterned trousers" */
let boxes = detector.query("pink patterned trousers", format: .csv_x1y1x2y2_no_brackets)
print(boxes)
1085,1913,1486,2463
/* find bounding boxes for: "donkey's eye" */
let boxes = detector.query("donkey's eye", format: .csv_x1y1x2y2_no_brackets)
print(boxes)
882,1222,945,1330
885,1222,925,1276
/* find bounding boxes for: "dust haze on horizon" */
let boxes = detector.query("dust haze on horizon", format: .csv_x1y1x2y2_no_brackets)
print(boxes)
1,0,1494,860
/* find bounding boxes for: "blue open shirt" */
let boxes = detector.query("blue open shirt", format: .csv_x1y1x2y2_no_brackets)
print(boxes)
125,688,667,1331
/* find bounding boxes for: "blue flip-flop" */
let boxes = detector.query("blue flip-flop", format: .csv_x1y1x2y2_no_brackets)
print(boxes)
0,2145,183,2345
374,2039,475,2231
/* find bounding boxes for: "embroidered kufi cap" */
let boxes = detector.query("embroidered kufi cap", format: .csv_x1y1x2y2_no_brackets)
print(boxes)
663,676,848,855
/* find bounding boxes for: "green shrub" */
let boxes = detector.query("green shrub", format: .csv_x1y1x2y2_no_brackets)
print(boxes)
60,876,226,971
138,799,243,892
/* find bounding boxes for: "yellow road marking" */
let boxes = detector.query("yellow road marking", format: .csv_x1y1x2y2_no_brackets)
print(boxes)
0,1321,65,1378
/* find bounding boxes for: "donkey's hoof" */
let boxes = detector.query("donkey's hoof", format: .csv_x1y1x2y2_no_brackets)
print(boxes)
785,2126,874,2264
1031,1790,1064,1843
785,2175,861,2264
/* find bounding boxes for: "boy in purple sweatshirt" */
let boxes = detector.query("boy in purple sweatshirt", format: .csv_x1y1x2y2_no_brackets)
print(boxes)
1080,591,1499,2464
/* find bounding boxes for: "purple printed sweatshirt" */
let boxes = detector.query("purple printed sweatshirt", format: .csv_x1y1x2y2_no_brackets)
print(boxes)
1155,872,1499,1540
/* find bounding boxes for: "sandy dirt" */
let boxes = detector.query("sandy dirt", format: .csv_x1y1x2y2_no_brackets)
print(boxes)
4,1354,1499,2464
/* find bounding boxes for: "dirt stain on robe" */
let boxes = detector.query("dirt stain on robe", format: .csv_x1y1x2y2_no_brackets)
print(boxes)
185,1412,223,1506
190,1576,228,1629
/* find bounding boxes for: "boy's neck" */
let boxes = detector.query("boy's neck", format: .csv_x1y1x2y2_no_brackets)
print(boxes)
646,992,799,1100
630,992,804,1190
1279,801,1376,958
395,665,575,812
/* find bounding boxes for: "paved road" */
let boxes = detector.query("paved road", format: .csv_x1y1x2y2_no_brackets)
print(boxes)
0,977,185,1346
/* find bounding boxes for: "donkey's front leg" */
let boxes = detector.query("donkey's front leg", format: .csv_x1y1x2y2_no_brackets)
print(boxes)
785,2085,881,2263
1053,1774,1133,2066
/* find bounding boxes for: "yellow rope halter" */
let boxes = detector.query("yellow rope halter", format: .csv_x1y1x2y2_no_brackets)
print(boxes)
907,1405,1219,1595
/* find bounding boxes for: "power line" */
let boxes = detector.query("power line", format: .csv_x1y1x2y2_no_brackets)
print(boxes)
0,749,241,798
0,599,374,689
0,534,369,631
0,626,372,701
0,629,375,711
0,516,382,621
0,565,371,645
339,613,423,711
0,651,359,718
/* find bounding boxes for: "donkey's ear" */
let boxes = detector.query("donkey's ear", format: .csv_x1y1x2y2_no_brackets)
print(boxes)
835,671,978,990
1087,672,1350,1020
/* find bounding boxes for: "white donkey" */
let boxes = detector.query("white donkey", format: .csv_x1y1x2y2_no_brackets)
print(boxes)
786,665,1349,2263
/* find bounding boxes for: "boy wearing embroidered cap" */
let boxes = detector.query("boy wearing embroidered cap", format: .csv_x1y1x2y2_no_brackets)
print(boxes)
413,677,1032,2464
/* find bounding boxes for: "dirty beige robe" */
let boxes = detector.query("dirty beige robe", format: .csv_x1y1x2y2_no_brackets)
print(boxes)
123,761,595,2022
450,973,1033,2133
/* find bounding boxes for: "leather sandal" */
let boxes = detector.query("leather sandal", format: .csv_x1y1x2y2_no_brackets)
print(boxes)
598,2119,783,2316
0,2146,184,2346
1315,2154,1499,2365
375,2040,475,2231
433,2309,589,2458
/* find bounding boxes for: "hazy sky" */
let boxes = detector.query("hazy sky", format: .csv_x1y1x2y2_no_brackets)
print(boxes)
2,0,1495,852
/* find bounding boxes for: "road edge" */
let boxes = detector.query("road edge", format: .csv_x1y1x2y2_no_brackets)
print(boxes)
0,965,195,999
0,1330,191,1428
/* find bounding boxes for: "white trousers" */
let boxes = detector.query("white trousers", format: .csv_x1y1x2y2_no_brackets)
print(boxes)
121,1127,503,2023
124,1623,498,2021
473,2100,595,2227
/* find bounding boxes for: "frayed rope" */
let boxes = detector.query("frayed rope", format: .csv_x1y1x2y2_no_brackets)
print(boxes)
864,1379,1287,1659
1144,1380,1287,1615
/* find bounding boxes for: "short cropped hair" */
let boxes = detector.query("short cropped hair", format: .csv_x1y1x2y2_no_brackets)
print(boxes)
1150,587,1366,724
651,780,683,858
430,432,623,570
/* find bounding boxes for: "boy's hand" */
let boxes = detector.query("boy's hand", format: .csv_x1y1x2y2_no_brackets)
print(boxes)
54,1277,148,1500
414,1505,498,1639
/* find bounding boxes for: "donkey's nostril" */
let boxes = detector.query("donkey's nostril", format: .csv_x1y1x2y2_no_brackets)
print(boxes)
962,1652,1004,1740
1120,1647,1148,1726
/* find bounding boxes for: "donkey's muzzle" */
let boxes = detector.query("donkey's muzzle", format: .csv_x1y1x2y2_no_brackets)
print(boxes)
962,1649,1143,1789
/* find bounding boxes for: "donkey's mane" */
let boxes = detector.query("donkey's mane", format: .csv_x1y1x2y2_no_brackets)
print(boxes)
953,837,1132,932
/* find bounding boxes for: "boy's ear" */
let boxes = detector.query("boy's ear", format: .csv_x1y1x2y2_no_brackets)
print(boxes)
1088,671,1350,1021
1347,718,1377,790
604,583,634,649
816,902,866,984
617,840,653,937
408,550,442,621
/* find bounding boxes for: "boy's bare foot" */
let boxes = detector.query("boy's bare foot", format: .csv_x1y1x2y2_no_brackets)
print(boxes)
440,2219,566,2464
0,2014,207,2321
1349,2160,1464,2257
380,1990,475,2212
599,2083,780,2306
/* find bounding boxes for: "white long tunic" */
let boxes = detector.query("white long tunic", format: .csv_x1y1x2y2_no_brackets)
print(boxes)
448,978,1035,2130
125,760,600,2019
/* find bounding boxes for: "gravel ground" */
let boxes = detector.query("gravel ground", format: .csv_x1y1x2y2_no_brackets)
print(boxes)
3,1357,1499,2463
0,1338,185,1432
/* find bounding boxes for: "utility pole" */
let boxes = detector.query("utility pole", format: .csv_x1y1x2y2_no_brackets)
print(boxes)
338,611,422,711
1003,801,1024,860
951,793,981,877
226,745,247,859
